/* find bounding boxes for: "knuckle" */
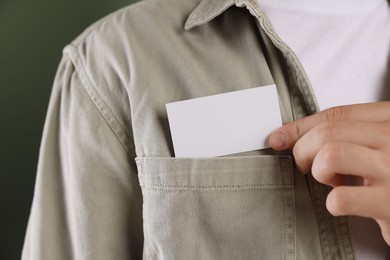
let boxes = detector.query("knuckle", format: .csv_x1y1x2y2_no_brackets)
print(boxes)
321,142,343,164
292,144,303,166
311,158,327,183
313,142,342,183
317,121,338,143
289,120,304,139
292,142,309,173
322,106,344,122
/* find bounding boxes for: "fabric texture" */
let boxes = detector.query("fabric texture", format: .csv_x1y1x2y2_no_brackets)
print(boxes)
138,156,295,259
257,0,390,259
258,0,390,110
21,0,385,259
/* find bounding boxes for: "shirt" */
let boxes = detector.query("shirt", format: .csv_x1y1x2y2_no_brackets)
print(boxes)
258,0,390,110
257,0,390,259
22,0,389,259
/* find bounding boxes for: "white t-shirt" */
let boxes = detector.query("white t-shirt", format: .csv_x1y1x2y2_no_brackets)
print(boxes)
257,0,390,259
258,0,390,110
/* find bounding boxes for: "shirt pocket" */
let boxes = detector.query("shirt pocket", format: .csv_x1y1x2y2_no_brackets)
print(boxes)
136,155,296,260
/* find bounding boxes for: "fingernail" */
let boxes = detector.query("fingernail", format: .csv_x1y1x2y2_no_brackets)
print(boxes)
269,132,286,149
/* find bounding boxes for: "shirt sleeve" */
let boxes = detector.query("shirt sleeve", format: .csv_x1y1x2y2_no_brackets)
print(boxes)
22,54,144,260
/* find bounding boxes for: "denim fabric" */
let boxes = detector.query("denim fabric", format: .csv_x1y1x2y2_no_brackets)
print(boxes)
22,0,357,259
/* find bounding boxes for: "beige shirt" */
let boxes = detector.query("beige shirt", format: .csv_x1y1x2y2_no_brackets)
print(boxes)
24,0,386,259
258,1,390,259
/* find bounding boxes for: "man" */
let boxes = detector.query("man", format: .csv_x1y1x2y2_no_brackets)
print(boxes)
22,0,390,259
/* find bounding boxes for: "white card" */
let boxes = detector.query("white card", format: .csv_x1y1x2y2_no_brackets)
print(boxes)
166,85,282,158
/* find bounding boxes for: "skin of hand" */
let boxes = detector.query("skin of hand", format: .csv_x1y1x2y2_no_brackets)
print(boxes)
268,102,390,245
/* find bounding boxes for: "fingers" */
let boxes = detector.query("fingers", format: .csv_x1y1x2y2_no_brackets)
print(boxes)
311,141,390,220
269,102,390,150
311,142,386,186
326,169,390,245
267,102,390,244
292,121,390,173
326,186,387,219
377,220,390,246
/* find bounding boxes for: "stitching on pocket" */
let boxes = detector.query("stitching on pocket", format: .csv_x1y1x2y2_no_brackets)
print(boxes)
139,155,296,259
141,183,293,190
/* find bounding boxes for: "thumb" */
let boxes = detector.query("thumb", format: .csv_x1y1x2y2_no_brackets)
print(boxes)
269,106,347,150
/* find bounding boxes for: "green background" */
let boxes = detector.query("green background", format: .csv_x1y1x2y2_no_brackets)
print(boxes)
0,0,137,258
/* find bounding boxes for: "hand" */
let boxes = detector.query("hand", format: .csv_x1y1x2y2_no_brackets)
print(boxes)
268,102,390,245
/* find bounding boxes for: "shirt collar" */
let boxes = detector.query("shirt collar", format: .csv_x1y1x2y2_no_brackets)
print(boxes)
186,0,390,30
185,0,253,30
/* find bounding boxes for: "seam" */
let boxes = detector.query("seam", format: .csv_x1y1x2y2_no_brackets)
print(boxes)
291,170,297,260
338,216,355,260
139,167,281,173
78,58,133,145
63,45,136,157
309,175,331,259
283,184,287,260
136,155,292,160
241,1,319,114
344,217,356,260
140,183,293,190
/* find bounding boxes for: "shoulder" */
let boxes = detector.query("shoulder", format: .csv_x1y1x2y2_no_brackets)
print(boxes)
66,0,199,61
57,0,200,141
62,0,199,96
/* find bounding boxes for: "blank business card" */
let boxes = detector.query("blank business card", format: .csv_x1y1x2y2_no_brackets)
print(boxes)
166,85,282,158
